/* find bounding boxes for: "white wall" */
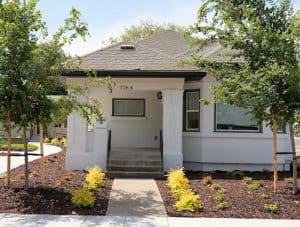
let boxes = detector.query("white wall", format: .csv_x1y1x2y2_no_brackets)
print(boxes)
182,75,292,171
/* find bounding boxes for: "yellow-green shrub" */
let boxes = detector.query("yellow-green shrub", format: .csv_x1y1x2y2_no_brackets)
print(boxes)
71,187,95,208
167,168,201,213
202,175,213,185
85,166,105,190
44,138,51,143
167,168,189,192
175,191,201,212
51,137,60,146
61,137,67,146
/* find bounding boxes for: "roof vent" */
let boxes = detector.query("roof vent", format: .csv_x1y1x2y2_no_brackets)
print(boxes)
120,44,135,50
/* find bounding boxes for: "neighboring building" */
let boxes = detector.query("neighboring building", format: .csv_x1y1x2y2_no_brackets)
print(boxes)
63,31,292,177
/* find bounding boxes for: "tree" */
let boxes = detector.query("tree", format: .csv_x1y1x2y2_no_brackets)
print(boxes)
103,19,184,46
0,0,45,187
187,0,300,193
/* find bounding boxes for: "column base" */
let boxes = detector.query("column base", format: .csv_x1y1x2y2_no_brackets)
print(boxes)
163,153,183,171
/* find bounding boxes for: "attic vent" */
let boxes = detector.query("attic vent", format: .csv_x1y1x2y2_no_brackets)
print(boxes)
120,44,135,50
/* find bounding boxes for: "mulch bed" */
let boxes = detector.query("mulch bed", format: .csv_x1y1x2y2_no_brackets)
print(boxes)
0,150,112,215
156,171,300,219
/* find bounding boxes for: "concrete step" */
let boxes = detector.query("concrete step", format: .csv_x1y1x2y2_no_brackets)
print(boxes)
108,159,162,166
106,171,165,179
107,164,162,172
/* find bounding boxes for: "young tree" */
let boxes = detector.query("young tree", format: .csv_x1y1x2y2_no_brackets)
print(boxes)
0,0,45,187
187,0,300,193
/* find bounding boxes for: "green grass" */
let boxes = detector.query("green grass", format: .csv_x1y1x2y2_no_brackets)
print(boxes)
1,141,38,151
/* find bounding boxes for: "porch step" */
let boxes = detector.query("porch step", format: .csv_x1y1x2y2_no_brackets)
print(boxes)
107,164,162,172
106,171,164,179
108,159,162,166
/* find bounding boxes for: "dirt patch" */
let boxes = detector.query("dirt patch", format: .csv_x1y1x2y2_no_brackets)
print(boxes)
0,151,112,215
156,171,300,219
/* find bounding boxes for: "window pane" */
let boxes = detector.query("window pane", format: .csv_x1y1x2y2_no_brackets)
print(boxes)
113,99,144,116
187,91,199,110
187,112,199,130
216,102,259,131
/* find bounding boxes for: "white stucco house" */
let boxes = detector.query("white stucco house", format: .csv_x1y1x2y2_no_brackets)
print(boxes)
63,31,292,177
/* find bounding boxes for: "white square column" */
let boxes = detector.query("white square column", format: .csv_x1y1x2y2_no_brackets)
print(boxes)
162,89,184,170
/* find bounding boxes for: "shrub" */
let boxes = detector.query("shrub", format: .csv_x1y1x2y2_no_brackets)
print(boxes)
44,138,51,143
174,191,201,212
167,168,201,212
213,191,225,202
218,187,227,194
264,203,278,213
242,176,253,184
202,175,213,186
216,201,229,210
167,168,189,193
211,183,221,191
85,166,105,191
259,193,269,199
71,187,95,208
247,181,263,190
284,177,293,185
50,137,60,146
61,137,67,146
0,173,6,180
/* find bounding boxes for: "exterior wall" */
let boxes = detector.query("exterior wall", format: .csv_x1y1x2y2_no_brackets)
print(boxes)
182,75,292,171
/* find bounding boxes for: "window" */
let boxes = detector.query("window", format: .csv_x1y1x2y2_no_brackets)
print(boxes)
215,101,260,132
112,99,145,117
184,90,200,131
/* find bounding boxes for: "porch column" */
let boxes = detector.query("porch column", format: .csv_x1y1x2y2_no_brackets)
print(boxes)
66,112,87,170
162,89,184,170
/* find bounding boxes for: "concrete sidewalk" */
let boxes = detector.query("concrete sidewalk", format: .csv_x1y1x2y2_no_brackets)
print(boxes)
107,179,167,216
0,142,62,174
0,214,299,227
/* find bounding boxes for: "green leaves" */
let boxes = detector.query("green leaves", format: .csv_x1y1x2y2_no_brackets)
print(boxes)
188,0,300,126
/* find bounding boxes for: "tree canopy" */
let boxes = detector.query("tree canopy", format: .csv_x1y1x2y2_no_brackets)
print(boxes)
188,0,300,192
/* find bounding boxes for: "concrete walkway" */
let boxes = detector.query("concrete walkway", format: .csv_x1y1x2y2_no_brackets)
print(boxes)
107,179,167,216
0,142,62,174
0,214,299,227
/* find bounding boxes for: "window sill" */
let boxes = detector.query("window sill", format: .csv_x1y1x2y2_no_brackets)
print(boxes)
109,116,147,121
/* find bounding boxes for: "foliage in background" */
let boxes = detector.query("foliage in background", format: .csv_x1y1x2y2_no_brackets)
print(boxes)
103,19,184,46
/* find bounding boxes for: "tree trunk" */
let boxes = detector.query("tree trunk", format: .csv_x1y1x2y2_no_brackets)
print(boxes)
22,126,29,190
6,112,12,187
289,123,298,194
272,114,279,193
39,123,45,184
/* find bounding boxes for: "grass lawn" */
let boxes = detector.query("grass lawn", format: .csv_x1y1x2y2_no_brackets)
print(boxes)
0,141,38,151
156,171,300,219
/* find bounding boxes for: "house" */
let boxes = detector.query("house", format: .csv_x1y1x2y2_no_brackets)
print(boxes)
63,31,292,177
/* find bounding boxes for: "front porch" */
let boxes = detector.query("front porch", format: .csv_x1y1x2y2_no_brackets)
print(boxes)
65,77,186,176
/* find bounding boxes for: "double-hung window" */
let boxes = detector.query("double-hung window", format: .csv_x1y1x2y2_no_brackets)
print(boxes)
184,90,200,131
215,101,260,132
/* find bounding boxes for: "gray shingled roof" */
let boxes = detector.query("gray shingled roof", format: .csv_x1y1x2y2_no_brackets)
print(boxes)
78,30,198,71
78,30,241,72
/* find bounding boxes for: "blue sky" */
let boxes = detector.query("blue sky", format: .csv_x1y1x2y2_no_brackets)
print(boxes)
36,0,300,56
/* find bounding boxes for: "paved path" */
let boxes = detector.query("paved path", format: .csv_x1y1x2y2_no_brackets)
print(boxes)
107,179,167,216
0,214,299,227
0,142,62,174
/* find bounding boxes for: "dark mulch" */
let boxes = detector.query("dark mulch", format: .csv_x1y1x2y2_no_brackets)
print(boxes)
156,171,300,219
0,151,112,215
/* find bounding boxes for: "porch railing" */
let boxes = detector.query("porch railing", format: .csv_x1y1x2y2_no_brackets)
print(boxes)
160,129,164,172
107,130,112,164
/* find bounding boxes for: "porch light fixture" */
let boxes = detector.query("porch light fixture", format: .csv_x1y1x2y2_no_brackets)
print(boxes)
157,91,162,100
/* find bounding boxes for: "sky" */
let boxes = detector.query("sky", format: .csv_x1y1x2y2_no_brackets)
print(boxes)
36,0,300,56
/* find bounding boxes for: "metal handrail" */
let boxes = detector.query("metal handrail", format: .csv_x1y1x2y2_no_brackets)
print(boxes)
107,130,112,162
160,129,164,171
